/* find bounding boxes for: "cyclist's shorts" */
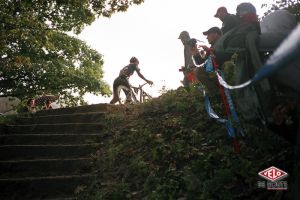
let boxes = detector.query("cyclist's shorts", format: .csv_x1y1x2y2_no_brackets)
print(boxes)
113,76,131,96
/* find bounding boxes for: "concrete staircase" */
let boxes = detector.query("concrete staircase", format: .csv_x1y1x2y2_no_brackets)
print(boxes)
0,104,110,200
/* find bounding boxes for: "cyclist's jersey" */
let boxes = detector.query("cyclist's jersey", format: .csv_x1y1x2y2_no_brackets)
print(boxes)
119,63,140,78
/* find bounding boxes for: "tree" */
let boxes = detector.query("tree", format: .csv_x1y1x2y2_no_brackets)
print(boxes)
0,0,144,106
262,0,300,20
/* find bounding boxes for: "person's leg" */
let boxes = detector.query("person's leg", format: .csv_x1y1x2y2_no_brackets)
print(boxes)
120,78,132,103
183,72,190,90
110,77,132,104
109,94,119,104
110,77,120,104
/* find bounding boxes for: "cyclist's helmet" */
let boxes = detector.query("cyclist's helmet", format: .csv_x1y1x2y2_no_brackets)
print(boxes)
130,56,139,63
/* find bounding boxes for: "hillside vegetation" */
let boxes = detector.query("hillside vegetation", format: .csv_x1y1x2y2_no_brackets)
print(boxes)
79,87,293,200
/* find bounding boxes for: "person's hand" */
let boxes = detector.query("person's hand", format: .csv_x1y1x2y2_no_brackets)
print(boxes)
179,66,185,72
198,45,210,52
200,50,206,58
147,80,153,85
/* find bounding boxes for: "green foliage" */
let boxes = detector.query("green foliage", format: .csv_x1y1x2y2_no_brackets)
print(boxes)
105,112,127,127
0,0,144,34
78,87,292,199
0,115,15,125
0,0,144,106
262,0,300,21
14,99,29,114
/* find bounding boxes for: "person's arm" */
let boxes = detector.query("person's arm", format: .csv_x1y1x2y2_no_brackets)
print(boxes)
136,70,153,85
191,46,208,65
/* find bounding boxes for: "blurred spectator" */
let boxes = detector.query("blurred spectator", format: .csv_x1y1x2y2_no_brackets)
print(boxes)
214,6,239,34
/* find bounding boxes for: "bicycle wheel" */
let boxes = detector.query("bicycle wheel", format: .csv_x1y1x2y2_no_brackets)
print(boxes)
116,85,131,104
142,91,152,103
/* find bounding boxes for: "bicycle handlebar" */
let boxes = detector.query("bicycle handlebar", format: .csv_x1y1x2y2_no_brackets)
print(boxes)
130,82,152,89
139,82,149,88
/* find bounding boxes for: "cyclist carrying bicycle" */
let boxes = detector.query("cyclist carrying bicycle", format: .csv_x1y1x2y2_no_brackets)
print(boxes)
110,57,153,104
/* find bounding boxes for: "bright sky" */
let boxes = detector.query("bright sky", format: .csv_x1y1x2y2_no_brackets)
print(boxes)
78,0,270,104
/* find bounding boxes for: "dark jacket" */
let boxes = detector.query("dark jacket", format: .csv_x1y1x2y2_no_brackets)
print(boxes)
222,14,240,34
193,52,208,66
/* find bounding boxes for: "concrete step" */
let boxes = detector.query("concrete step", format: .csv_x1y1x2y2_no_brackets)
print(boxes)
0,133,102,145
5,123,105,134
0,104,114,199
0,158,93,179
0,144,99,160
35,103,108,116
0,174,95,200
13,112,106,125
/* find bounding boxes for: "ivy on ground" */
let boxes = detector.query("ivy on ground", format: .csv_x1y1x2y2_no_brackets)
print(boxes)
78,87,292,200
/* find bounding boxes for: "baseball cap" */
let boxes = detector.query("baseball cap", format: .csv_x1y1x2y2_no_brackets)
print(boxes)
203,27,222,36
214,6,227,17
178,31,190,39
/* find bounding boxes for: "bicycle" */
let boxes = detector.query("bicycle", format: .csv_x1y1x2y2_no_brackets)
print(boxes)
116,82,152,104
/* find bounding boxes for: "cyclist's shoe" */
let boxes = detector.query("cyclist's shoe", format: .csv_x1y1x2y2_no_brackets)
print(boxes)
110,97,118,104
125,99,133,104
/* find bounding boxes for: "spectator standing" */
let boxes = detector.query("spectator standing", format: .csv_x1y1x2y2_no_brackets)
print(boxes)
178,31,196,88
190,27,223,94
214,7,239,34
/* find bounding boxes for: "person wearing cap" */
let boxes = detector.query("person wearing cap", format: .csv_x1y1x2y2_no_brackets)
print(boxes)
235,2,260,33
214,6,239,34
191,27,222,65
236,2,258,23
178,31,196,88
178,31,195,70
189,27,223,94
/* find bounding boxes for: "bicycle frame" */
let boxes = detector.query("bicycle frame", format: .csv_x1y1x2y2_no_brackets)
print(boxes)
117,82,152,104
130,82,152,103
